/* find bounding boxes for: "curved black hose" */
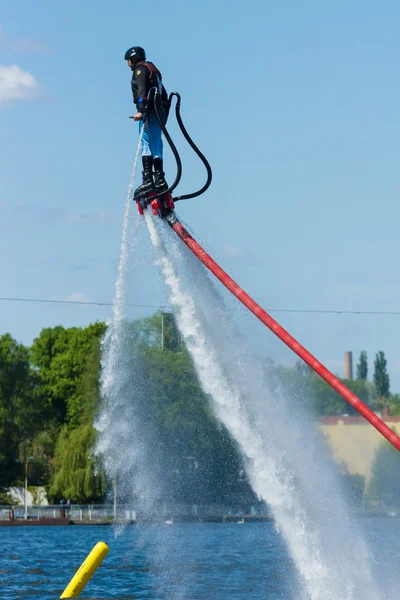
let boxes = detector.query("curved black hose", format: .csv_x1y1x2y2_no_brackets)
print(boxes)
145,87,182,201
146,88,212,203
169,92,212,201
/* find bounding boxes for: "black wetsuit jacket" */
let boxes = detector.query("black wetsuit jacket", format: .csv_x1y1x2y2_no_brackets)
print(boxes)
131,61,168,114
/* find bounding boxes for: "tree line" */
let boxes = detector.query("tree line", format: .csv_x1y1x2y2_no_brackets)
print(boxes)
0,314,399,506
0,314,255,506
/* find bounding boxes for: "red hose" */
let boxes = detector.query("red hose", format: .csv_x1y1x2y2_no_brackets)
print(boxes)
170,218,400,451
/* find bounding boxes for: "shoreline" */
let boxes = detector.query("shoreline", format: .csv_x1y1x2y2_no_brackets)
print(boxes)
0,512,397,526
0,515,273,526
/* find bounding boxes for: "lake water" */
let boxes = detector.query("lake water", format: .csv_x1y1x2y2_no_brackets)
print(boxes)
1,519,400,600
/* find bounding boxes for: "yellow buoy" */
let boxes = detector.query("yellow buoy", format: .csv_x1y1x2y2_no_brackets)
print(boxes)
60,541,109,598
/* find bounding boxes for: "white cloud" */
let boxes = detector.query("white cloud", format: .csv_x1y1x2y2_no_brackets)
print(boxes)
65,293,91,303
49,293,91,304
0,65,42,105
0,24,49,54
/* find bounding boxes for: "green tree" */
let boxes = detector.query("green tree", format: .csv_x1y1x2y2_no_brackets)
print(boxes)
31,322,106,427
45,325,106,501
345,379,374,408
162,312,181,351
126,311,181,351
127,329,254,504
366,434,400,507
41,313,253,504
271,360,373,416
373,351,390,400
356,351,368,380
295,360,313,378
388,393,400,415
0,334,40,485
0,313,259,504
308,377,374,416
48,424,105,503
307,376,350,416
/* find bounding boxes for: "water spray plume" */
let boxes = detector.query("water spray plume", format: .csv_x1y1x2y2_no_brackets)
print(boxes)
146,213,381,600
95,134,150,522
168,218,400,453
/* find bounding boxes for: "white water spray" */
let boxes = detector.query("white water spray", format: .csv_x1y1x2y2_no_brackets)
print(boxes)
146,213,381,600
95,137,186,556
93,145,195,600
100,133,142,391
95,136,157,515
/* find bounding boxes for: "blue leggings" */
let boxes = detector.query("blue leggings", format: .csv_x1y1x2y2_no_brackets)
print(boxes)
139,112,163,159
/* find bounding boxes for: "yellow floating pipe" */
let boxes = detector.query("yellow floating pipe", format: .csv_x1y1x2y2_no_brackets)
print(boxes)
60,541,109,598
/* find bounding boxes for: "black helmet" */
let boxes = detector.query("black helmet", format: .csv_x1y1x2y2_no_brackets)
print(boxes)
124,46,146,62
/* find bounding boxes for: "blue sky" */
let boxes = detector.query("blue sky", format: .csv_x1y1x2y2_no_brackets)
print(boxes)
2,0,400,389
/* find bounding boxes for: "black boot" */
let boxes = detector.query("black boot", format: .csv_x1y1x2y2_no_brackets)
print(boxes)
153,157,169,194
134,156,155,199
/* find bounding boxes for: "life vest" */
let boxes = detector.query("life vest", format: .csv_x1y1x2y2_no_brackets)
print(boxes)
135,61,163,92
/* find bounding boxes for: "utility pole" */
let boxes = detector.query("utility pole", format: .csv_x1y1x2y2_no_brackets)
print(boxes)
24,456,34,521
113,477,117,519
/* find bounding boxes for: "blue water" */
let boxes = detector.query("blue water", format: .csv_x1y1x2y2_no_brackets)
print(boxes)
1,520,399,600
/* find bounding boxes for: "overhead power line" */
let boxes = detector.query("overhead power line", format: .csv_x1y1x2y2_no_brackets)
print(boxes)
0,296,167,309
0,295,399,316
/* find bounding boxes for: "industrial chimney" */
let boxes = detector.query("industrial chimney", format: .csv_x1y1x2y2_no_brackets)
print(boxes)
344,351,353,380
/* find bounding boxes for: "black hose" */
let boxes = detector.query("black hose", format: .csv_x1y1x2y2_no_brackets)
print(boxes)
145,87,182,201
146,88,212,203
169,92,212,201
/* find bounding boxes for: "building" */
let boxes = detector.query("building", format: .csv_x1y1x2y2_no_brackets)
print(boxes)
318,408,400,482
